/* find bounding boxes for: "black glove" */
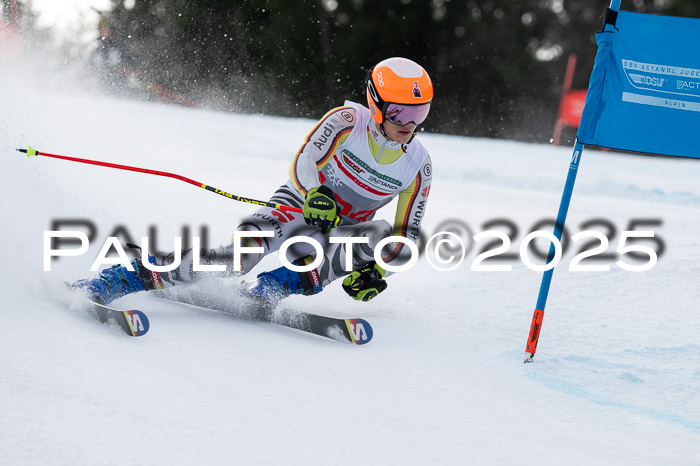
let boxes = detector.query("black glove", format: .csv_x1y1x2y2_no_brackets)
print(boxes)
303,185,341,234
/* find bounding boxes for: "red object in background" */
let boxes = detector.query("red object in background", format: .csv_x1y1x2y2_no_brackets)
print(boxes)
0,0,22,58
0,23,21,58
149,81,198,108
558,89,587,127
552,54,587,146
9,0,18,23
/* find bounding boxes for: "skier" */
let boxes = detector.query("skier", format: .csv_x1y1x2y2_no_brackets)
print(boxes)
74,57,434,306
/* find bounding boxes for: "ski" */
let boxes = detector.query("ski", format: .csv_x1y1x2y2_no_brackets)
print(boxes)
159,289,373,345
89,302,150,337
273,309,373,345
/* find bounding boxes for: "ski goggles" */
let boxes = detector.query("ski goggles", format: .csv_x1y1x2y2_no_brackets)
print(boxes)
383,102,431,126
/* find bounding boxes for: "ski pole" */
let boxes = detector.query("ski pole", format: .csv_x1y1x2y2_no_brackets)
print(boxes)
18,146,303,214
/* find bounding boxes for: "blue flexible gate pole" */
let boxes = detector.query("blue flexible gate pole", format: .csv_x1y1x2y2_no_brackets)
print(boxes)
523,0,621,363
523,141,584,363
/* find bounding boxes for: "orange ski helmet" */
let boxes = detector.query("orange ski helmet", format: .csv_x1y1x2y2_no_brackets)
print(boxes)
366,57,433,126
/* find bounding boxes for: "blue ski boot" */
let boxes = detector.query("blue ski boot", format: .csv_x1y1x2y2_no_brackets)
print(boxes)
246,257,324,306
72,257,161,305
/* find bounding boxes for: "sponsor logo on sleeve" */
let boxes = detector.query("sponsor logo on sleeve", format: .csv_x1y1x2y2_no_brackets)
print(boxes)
313,121,336,151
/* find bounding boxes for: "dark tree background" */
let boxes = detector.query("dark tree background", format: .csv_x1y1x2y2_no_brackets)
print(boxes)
92,0,698,143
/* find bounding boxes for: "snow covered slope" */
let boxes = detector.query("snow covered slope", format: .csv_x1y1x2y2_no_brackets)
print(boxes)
1,59,699,465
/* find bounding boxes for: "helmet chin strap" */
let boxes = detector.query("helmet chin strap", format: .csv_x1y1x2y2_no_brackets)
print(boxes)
378,123,389,139
407,129,418,144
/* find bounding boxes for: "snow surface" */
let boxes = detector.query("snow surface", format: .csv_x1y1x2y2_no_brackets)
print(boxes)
1,58,699,465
